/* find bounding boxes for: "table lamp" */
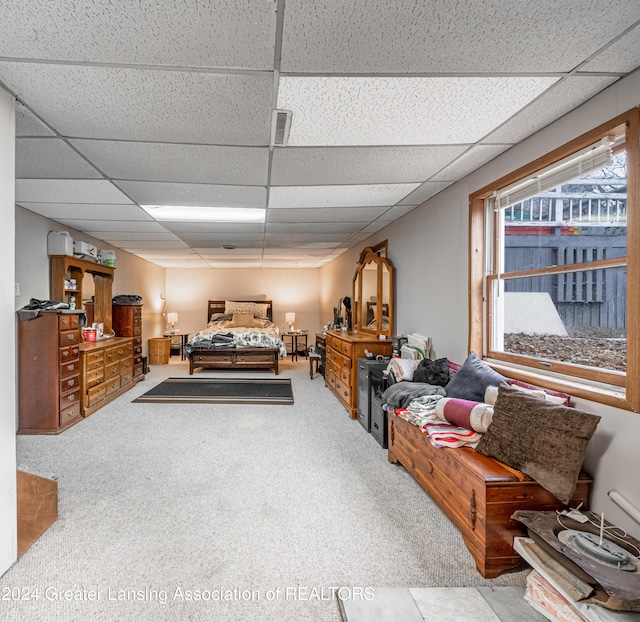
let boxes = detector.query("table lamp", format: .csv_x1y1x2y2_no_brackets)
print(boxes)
285,312,295,332
167,312,178,331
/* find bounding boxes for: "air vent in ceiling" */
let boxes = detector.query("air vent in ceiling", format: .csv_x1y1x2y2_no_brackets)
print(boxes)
270,109,292,147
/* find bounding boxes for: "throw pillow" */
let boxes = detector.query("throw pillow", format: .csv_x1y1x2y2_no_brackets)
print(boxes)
434,397,494,433
224,300,270,318
413,357,450,386
475,384,600,504
225,312,264,328
444,352,506,402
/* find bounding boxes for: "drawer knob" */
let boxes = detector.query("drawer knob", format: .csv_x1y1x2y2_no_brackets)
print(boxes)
62,349,69,356
67,334,75,341
67,364,74,371
68,379,75,386
68,394,75,402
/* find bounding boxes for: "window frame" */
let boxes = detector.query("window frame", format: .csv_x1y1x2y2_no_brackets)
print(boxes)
469,108,640,412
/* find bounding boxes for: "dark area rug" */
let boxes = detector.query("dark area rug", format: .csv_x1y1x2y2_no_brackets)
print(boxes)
133,377,293,405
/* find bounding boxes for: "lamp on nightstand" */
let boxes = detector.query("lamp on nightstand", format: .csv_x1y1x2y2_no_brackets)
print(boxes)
285,312,295,332
167,312,178,332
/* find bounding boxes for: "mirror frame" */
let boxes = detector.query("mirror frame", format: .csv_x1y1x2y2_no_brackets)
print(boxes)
352,242,394,337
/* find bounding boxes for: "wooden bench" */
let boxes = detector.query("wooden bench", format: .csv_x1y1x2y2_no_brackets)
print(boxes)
387,412,591,578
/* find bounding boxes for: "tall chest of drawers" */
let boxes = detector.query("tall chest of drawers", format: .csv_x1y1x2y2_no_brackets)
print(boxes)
18,311,83,434
324,330,393,419
112,303,144,380
80,337,134,417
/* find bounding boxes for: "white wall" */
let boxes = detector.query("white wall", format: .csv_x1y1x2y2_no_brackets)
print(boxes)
321,68,640,536
0,88,17,576
164,267,322,338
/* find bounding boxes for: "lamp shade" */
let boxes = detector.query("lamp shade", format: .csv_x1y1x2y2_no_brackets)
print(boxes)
167,312,178,325
285,312,295,324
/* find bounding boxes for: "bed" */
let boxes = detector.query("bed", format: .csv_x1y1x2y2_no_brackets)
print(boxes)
185,300,287,375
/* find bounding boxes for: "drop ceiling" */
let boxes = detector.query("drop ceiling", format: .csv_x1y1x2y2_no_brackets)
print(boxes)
2,0,640,268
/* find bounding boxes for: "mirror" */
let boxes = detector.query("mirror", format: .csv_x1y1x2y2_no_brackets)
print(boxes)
352,242,394,337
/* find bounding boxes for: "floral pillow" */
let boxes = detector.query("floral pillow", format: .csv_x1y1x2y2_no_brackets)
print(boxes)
224,300,270,318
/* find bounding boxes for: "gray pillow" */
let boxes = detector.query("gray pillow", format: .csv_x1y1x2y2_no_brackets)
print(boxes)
444,352,506,402
475,385,600,504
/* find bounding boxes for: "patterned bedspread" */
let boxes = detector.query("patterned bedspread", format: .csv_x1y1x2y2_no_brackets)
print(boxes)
184,320,287,357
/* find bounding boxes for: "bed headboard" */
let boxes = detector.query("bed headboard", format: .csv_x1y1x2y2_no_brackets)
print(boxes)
207,300,274,322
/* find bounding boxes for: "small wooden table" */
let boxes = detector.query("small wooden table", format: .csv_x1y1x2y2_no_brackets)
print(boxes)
282,332,308,361
165,333,190,360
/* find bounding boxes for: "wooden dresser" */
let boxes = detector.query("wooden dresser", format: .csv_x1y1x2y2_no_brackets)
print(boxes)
80,337,134,418
18,310,83,434
325,330,392,418
112,303,144,380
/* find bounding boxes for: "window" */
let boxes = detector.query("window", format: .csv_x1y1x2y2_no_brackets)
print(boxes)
469,109,639,411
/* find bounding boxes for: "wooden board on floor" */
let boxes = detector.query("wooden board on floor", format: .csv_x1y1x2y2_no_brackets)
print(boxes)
17,470,58,556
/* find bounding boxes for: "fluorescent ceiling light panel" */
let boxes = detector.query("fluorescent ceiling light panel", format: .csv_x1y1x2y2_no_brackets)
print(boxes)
277,76,558,146
142,205,266,223
269,184,419,208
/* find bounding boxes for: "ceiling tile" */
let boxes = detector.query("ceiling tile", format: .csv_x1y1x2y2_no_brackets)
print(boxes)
115,181,266,208
580,25,640,72
265,222,365,235
0,63,272,144
265,233,351,243
95,232,180,241
376,205,419,221
119,241,190,249
15,102,55,136
430,145,511,182
161,222,265,234
270,145,468,185
176,232,264,242
16,138,101,179
481,76,619,144
187,239,263,249
278,77,558,146
150,259,212,268
281,0,640,73
136,250,199,258
17,203,154,221
264,240,341,249
397,182,453,206
53,219,169,233
269,184,419,208
70,140,269,185
0,1,276,70
196,249,263,257
266,206,389,223
263,248,334,256
15,179,133,204
205,260,262,268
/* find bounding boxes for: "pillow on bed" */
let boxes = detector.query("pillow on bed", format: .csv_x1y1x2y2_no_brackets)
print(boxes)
224,300,269,318
224,312,264,328
475,384,600,504
444,352,506,402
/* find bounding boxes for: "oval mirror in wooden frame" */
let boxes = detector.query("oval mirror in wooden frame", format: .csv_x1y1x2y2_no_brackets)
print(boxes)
352,242,394,337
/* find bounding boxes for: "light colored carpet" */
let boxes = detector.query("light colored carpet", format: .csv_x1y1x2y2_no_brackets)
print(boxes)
3,358,530,621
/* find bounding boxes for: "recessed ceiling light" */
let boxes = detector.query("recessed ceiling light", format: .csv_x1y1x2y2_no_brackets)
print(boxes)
141,205,265,223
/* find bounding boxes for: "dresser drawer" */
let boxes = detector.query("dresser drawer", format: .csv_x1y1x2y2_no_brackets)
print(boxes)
133,363,143,378
334,377,351,404
87,384,106,407
336,340,353,357
60,388,80,411
58,314,80,331
59,344,80,364
105,375,121,396
107,343,132,362
59,401,81,427
85,350,104,370
59,329,80,347
59,359,80,379
104,361,121,380
59,373,80,394
86,367,104,389
338,366,350,384
120,369,133,386
120,358,133,372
